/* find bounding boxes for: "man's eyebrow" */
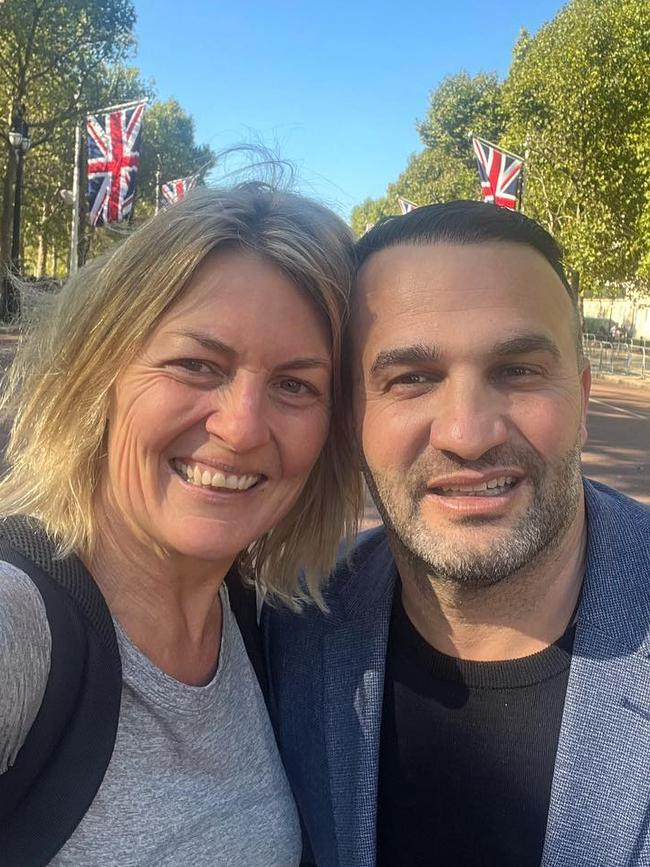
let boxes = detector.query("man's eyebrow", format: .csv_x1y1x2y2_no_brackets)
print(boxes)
491,333,561,359
370,343,441,376
169,330,330,371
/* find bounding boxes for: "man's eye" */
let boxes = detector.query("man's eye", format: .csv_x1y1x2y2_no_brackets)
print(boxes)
501,365,540,378
387,372,435,389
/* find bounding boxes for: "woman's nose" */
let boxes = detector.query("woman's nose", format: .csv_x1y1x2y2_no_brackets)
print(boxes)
204,376,272,453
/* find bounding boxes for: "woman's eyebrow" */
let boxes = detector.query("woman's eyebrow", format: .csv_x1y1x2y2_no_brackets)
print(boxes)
169,330,330,370
278,357,331,371
172,329,235,358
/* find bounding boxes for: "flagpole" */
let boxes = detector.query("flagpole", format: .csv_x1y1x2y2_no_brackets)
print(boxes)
518,147,529,214
92,98,147,116
69,120,82,276
155,154,161,216
474,136,525,163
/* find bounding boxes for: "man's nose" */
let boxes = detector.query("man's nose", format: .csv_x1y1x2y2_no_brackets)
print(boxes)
428,377,508,460
205,375,272,453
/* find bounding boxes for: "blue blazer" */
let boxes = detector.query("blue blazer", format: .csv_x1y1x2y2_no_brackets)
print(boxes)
263,480,650,867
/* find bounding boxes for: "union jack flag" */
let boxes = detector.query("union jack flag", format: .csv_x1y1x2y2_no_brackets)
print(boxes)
160,175,198,207
397,195,419,215
87,102,146,226
472,137,524,211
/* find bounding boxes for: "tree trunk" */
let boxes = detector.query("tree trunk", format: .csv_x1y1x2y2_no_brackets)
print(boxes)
36,201,48,277
0,146,18,321
36,234,47,277
0,146,16,269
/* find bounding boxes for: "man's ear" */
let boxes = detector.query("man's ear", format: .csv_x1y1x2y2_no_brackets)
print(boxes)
579,361,591,447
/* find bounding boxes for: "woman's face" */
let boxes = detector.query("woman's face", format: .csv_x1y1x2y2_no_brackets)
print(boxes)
99,248,332,572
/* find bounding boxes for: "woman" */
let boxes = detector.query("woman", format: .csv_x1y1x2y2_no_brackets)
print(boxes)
0,183,361,866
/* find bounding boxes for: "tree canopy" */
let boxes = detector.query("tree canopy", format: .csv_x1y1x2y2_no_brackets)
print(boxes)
351,0,650,297
0,0,215,282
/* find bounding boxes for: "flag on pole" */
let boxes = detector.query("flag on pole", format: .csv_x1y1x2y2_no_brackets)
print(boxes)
87,101,146,226
471,137,524,210
397,196,419,215
160,175,198,207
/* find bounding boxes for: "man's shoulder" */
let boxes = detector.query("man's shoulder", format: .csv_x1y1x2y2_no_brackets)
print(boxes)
582,478,650,651
326,524,394,602
264,525,395,635
584,477,650,540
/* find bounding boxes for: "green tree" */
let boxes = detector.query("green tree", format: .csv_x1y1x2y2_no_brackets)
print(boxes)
418,71,504,160
19,64,152,277
352,72,503,236
350,195,391,238
137,99,215,214
0,0,136,313
502,0,650,294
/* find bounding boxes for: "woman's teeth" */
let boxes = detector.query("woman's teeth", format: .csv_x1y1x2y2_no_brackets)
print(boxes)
172,460,260,491
435,477,517,497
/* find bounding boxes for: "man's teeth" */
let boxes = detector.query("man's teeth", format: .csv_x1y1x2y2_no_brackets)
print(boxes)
437,476,517,495
173,460,260,491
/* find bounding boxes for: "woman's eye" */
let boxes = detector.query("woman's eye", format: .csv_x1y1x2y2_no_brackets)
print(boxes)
387,372,436,390
171,359,216,374
278,378,312,396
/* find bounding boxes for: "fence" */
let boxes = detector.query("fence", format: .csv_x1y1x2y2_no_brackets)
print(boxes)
582,333,647,379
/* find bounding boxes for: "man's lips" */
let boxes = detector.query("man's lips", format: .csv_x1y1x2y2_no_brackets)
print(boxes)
420,469,527,516
426,470,525,497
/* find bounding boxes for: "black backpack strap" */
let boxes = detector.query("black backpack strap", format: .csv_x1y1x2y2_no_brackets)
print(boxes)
0,516,122,867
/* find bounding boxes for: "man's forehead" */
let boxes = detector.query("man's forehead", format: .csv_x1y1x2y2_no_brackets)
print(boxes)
354,240,572,322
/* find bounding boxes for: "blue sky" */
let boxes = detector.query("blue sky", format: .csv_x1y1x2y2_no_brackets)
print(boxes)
133,0,565,219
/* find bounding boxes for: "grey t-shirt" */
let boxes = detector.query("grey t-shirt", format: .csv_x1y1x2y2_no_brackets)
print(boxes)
0,562,301,866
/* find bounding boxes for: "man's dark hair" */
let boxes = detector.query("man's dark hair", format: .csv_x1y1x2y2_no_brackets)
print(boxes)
355,200,583,359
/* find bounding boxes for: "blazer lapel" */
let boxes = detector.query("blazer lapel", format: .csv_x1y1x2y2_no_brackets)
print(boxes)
542,625,650,866
543,481,650,865
322,544,396,867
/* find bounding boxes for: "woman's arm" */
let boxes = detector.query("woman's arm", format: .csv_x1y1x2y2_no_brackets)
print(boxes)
0,563,51,774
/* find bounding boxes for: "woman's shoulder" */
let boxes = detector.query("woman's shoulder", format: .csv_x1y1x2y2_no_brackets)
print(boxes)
0,560,52,774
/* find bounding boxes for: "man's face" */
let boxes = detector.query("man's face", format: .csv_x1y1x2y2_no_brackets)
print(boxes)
353,241,591,587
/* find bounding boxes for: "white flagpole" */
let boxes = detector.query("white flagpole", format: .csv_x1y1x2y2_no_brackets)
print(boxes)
69,120,82,276
155,167,161,215
92,98,147,116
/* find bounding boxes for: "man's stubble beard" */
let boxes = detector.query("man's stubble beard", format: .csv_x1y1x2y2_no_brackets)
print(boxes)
361,440,584,591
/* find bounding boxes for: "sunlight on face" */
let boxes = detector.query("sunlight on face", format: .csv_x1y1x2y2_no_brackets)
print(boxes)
98,249,332,572
353,241,591,586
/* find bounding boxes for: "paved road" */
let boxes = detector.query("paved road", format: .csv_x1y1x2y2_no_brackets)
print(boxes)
583,381,650,505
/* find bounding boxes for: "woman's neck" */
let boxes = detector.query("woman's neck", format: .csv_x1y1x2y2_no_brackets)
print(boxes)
86,505,233,685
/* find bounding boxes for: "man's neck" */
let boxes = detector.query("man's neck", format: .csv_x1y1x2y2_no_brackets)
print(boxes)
392,509,587,662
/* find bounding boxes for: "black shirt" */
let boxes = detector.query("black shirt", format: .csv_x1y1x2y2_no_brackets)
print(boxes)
377,591,575,867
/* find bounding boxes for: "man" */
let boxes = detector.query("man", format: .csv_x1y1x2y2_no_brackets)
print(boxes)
264,202,650,867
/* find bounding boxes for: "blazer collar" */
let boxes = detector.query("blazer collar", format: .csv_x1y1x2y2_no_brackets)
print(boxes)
323,531,397,867
543,480,650,864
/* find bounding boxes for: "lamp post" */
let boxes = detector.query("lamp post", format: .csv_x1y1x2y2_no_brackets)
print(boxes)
9,108,31,270
2,106,31,320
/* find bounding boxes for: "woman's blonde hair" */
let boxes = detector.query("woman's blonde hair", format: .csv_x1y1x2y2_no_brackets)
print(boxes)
0,183,362,606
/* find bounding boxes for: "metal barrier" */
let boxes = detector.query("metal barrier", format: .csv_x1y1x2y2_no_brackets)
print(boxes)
582,334,647,379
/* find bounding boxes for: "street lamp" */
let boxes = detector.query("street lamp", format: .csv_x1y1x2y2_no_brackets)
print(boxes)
9,108,31,273
1,106,30,320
